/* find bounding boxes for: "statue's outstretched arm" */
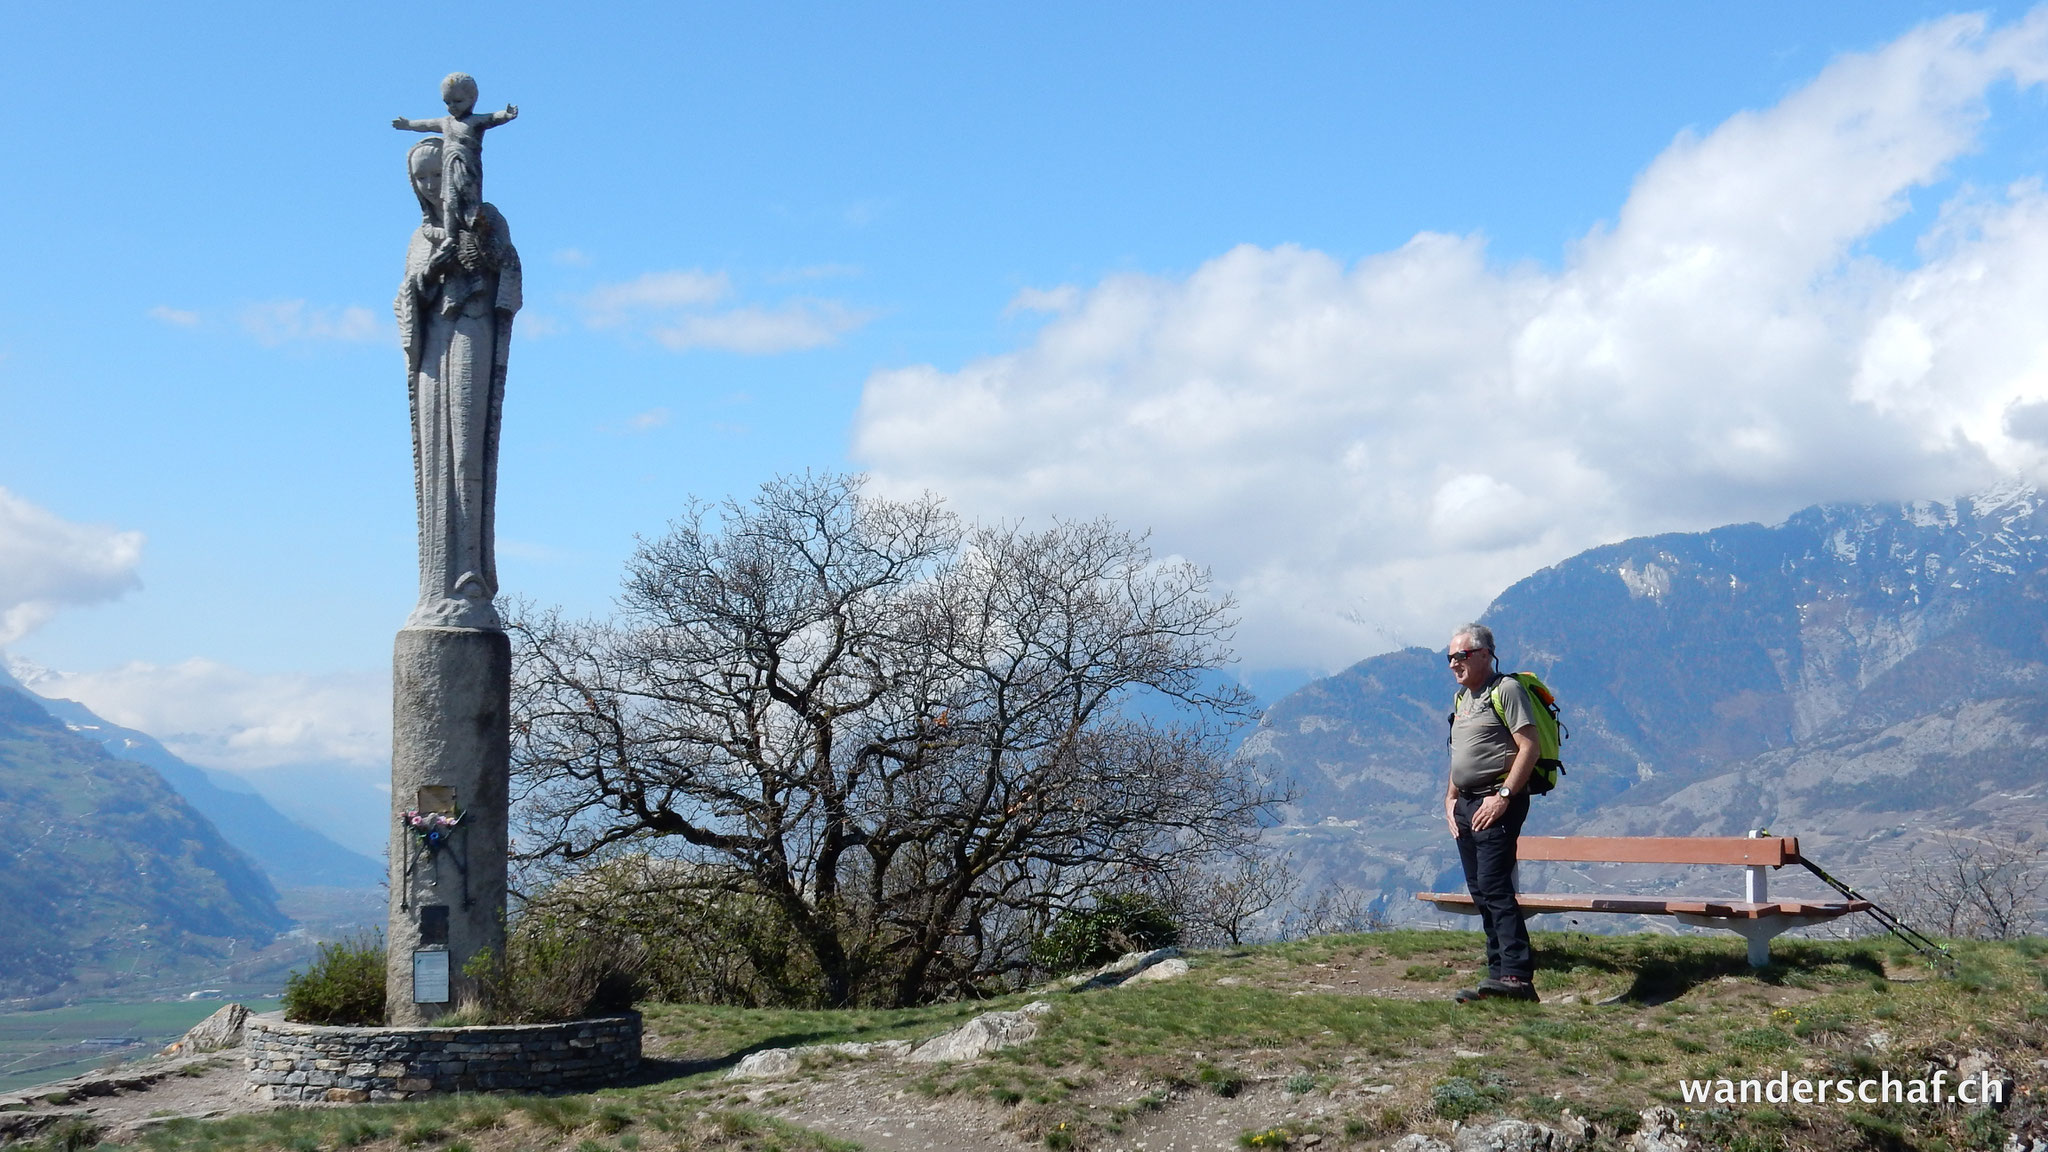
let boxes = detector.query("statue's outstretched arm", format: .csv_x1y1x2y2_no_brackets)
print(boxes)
487,105,518,126
392,116,440,132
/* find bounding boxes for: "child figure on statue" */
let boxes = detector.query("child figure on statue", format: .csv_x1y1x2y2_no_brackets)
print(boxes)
393,72,517,237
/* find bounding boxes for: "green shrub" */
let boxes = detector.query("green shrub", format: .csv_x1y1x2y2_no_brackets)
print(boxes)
34,1119,102,1152
508,857,829,1008
1431,1074,1509,1121
1032,892,1181,975
282,932,386,1025
1197,1061,1247,1098
464,905,646,1023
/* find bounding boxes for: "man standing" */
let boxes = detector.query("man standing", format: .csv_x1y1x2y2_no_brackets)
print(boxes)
1444,623,1540,1002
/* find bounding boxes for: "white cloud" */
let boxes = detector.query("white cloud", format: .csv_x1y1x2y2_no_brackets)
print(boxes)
12,658,389,776
652,300,873,354
583,270,732,326
147,305,200,327
516,313,563,339
853,11,2048,671
0,489,143,644
237,300,381,345
583,269,873,354
605,406,671,434
1005,285,1081,316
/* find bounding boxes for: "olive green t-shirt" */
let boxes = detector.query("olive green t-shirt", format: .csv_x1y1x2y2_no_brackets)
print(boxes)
1449,674,1537,791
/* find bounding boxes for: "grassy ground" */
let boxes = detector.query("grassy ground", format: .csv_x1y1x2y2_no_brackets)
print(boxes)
23,930,2048,1152
0,1000,280,1095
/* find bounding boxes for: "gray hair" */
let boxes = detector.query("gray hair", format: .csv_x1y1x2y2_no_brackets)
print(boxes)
441,72,479,101
1451,623,1494,652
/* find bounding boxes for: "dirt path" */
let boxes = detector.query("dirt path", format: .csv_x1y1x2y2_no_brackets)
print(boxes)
0,1054,285,1142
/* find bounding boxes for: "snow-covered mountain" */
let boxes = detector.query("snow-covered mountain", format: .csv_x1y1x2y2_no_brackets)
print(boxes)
1251,482,2048,905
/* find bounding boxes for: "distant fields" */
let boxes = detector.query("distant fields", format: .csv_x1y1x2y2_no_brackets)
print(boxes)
0,997,280,1094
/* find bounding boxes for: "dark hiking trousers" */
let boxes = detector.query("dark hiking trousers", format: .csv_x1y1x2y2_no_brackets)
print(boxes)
1454,792,1532,981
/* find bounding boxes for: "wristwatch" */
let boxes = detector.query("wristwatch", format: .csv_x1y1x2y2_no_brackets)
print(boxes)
1494,783,1514,799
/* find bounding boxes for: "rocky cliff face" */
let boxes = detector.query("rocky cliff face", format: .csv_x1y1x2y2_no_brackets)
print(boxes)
1250,482,2048,906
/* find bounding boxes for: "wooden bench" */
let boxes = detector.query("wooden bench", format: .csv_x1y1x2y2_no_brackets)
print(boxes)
1415,834,1872,967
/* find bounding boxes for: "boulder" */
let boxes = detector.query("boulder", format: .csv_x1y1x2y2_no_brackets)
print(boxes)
1388,1137,1453,1152
726,1032,932,1078
1626,1106,1690,1152
730,1048,801,1079
1070,948,1183,991
1451,1117,1583,1151
906,1002,1054,1063
824,1040,913,1059
1958,1048,2015,1110
161,1003,250,1056
729,1002,1052,1077
1119,958,1190,986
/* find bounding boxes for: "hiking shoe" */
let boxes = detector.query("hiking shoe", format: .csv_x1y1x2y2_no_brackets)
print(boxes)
1452,984,1488,1003
1478,976,1539,1002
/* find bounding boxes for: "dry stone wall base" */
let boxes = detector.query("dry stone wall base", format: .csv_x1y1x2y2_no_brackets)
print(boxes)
244,1012,639,1102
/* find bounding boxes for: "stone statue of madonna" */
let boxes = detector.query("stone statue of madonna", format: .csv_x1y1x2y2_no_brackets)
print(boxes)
395,135,520,630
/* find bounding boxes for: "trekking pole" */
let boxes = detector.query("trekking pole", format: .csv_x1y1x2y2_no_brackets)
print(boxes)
1794,857,1955,977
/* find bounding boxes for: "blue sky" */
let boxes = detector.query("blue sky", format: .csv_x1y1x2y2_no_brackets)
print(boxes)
6,3,2048,849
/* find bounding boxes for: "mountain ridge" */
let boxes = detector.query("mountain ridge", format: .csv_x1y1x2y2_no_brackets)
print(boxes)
1250,482,2048,909
0,662,385,891
0,684,291,997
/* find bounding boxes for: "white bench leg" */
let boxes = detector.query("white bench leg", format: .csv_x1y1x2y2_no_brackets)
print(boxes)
1745,927,1771,969
1676,913,1784,966
1675,913,1840,968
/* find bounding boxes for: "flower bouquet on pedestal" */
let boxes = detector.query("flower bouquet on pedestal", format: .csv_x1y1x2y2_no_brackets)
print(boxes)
403,807,463,852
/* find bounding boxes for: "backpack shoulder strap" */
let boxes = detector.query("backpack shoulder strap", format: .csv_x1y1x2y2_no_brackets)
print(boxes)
1483,672,1510,727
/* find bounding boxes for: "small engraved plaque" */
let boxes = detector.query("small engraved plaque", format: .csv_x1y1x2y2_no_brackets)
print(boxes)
419,904,449,946
412,948,451,1004
417,785,458,815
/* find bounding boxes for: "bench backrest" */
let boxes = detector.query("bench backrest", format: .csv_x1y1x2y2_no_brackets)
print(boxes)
1517,836,1799,867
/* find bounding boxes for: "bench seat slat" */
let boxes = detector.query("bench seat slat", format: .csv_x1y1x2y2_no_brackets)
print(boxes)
1416,891,1871,920
1516,836,1799,866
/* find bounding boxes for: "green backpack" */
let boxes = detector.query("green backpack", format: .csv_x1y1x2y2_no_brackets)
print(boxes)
1451,672,1567,795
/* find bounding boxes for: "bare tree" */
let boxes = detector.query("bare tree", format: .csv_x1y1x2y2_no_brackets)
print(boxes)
1281,882,1393,940
508,474,1274,1007
1162,850,1300,947
1884,830,2046,941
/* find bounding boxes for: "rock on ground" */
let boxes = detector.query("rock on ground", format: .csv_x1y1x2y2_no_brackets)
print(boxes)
731,1040,915,1079
161,1003,250,1056
1627,1106,1691,1152
730,1003,1052,1079
906,1002,1054,1063
1388,1118,1586,1152
1452,1117,1584,1151
1118,957,1191,986
1068,947,1184,991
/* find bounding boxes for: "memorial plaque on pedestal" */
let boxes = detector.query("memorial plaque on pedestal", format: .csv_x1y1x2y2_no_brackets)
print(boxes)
413,949,451,1004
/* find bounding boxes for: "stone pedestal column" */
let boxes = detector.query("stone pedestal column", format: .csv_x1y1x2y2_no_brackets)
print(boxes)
386,626,510,1025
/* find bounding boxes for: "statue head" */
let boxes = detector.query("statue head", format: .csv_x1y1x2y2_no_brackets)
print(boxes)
408,138,444,225
440,72,479,117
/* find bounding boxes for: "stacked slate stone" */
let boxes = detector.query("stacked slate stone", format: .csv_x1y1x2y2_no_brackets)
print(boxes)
245,1014,640,1102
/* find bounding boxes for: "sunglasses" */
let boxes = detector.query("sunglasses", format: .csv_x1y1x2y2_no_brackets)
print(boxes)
1446,648,1488,664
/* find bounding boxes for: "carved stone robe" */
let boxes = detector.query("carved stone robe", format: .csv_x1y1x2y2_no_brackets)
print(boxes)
395,204,520,630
